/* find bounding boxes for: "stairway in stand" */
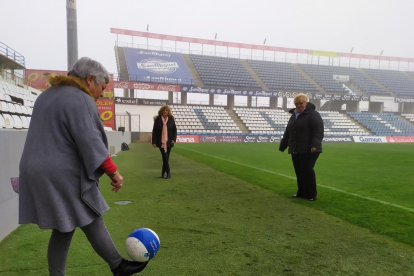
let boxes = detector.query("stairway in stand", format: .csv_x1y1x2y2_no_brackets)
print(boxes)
226,109,249,133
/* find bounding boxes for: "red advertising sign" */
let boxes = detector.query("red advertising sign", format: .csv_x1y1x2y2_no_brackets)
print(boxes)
113,81,180,92
386,136,414,143
96,99,115,130
26,70,114,94
25,69,67,91
176,135,199,143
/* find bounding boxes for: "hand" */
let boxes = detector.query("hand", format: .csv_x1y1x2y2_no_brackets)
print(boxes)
109,173,123,193
152,144,156,148
171,140,175,144
311,147,317,153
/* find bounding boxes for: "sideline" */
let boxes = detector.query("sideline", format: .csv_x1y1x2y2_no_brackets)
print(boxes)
179,147,414,213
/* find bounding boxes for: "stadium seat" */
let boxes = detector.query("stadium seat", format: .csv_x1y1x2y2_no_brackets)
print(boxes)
3,114,14,128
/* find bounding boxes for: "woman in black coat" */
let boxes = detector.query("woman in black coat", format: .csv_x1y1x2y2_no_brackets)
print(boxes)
279,94,324,201
152,105,177,179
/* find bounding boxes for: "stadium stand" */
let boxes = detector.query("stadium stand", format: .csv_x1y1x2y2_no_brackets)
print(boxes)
235,108,289,134
347,112,414,136
0,77,39,129
362,68,414,97
298,64,389,95
320,111,369,136
247,60,318,91
190,55,260,88
402,113,414,123
235,108,369,136
171,105,241,134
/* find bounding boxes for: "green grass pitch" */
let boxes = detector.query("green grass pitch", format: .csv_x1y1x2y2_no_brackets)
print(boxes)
1,142,414,275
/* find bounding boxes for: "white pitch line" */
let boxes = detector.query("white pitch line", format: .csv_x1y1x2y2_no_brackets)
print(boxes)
179,147,414,213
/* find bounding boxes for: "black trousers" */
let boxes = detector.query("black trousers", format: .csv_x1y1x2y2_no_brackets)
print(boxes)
48,216,122,276
159,147,172,175
291,153,320,199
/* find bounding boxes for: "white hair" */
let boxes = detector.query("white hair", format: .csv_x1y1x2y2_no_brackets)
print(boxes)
68,57,109,84
294,93,308,103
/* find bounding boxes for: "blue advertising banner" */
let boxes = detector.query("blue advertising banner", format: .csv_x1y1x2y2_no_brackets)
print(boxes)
181,85,279,97
124,48,194,84
181,86,367,101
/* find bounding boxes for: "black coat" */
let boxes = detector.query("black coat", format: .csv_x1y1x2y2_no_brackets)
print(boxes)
152,115,177,148
279,102,324,154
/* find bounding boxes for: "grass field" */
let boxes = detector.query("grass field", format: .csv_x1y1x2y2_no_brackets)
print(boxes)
1,142,414,276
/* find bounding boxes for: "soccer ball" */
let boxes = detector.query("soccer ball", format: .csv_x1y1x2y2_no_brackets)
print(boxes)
125,228,160,262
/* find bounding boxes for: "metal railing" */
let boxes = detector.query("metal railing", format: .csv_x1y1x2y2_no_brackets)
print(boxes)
115,41,414,72
0,42,25,67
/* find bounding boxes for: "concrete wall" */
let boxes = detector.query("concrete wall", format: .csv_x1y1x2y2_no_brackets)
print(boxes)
115,105,160,132
0,130,131,241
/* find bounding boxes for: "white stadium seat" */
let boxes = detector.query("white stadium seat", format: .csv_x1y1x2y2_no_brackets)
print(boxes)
3,114,14,128
11,115,23,129
0,114,6,128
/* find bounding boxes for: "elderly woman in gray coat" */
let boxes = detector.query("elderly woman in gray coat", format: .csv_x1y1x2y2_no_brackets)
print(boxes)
19,57,148,276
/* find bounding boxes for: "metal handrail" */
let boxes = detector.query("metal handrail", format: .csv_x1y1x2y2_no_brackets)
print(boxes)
0,41,25,67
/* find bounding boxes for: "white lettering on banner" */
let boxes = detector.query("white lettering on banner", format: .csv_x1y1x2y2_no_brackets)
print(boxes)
370,96,395,103
176,137,195,143
188,87,210,93
353,136,386,143
137,59,179,74
113,82,129,89
157,84,178,91
138,50,171,57
333,75,350,82
270,136,281,143
395,98,414,103
133,83,152,90
257,136,269,143
323,137,352,142
244,136,256,142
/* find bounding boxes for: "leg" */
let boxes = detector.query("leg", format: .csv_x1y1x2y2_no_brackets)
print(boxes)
291,154,305,197
159,147,167,177
48,229,75,276
80,216,123,269
165,147,172,174
302,153,320,199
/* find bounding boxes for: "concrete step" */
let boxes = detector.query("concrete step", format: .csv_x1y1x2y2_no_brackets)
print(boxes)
403,71,414,81
292,64,325,93
240,60,268,90
182,54,204,87
357,68,395,96
226,109,249,133
115,47,129,81
344,81,364,95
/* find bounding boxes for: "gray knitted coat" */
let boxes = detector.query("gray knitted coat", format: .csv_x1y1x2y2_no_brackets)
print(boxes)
19,76,109,232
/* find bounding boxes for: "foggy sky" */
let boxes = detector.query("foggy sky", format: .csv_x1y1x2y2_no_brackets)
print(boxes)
1,0,413,74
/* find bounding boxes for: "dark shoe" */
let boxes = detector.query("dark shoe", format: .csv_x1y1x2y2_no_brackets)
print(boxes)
164,172,171,179
161,171,166,178
292,194,300,198
112,259,148,276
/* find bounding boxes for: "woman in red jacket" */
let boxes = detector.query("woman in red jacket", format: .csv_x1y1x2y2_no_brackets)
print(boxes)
152,105,177,179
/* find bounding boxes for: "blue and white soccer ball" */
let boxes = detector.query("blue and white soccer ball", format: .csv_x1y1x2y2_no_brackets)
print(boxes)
125,228,160,262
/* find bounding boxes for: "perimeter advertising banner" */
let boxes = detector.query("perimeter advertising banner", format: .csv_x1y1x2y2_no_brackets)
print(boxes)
124,48,194,84
26,70,115,95
96,99,115,130
114,97,168,106
180,86,368,101
113,81,180,92
25,69,67,91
